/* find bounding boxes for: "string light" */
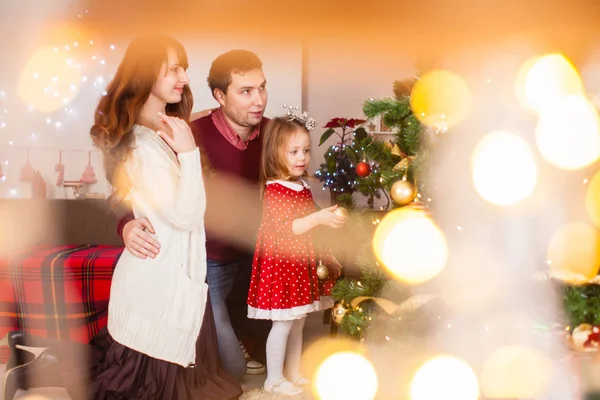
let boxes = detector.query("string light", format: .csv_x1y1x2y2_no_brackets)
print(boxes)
0,9,111,197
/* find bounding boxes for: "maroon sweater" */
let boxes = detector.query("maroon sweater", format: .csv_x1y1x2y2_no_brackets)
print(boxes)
117,115,269,262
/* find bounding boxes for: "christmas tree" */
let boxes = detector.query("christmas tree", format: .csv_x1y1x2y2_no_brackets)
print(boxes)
315,78,429,211
328,78,439,339
361,78,423,199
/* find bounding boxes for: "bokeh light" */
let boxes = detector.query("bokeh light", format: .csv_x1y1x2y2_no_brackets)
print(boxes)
301,338,360,384
373,208,448,284
409,355,479,400
535,95,600,170
17,47,82,113
515,53,585,115
585,170,600,229
547,222,600,284
481,345,550,398
410,70,472,132
471,130,537,206
314,351,378,400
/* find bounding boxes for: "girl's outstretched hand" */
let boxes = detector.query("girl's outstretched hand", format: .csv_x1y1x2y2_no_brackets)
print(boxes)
313,205,347,229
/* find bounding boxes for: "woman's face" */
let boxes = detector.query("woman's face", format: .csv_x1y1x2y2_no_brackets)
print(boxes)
151,48,189,105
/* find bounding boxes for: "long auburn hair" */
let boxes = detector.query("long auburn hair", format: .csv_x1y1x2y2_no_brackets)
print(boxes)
90,35,201,207
259,117,309,196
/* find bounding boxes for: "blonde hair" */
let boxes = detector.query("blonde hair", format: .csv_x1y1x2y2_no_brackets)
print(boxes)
259,117,309,195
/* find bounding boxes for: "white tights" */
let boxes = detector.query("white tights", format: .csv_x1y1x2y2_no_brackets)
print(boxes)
265,317,306,385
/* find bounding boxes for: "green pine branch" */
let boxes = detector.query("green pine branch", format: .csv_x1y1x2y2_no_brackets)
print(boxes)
381,170,405,189
393,78,418,99
394,114,422,157
364,139,396,169
339,307,371,340
335,193,355,209
564,284,600,326
363,98,400,119
363,96,423,158
332,267,388,304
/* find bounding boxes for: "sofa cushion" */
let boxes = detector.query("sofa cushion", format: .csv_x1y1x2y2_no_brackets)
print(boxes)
0,244,123,363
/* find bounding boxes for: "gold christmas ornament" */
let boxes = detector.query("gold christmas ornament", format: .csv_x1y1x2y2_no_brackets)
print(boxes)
569,323,598,352
331,302,348,325
333,207,349,219
316,260,330,280
391,179,416,206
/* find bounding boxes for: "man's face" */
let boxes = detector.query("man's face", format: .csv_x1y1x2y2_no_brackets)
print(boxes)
216,68,268,128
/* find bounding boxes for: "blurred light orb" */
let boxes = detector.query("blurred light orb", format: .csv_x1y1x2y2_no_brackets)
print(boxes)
471,131,537,206
301,338,359,385
585,170,600,229
314,351,378,400
373,208,447,284
515,53,585,114
18,47,82,113
548,222,600,284
481,345,550,398
410,70,471,131
410,355,479,400
535,95,600,170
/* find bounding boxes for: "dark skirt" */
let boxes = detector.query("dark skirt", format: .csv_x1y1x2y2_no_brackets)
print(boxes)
63,297,243,400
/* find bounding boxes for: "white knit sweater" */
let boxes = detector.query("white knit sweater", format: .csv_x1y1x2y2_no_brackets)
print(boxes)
107,125,208,367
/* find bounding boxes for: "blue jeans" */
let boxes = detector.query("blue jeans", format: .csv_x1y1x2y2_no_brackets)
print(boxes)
206,256,251,381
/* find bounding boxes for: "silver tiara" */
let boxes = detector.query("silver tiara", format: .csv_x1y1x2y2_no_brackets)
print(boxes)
283,105,317,131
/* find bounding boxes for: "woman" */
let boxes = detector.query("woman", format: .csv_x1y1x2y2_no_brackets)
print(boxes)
2,35,243,400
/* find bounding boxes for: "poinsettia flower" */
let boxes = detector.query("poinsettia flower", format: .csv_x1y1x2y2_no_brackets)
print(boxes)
345,118,366,128
324,118,346,128
324,117,367,129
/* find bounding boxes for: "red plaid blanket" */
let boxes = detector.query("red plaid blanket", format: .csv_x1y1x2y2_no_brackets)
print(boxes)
0,244,123,363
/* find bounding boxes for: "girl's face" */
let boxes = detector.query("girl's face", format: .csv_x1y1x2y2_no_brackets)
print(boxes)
151,48,189,105
284,128,310,178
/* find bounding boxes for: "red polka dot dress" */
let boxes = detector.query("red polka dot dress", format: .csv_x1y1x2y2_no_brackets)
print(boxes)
247,180,335,321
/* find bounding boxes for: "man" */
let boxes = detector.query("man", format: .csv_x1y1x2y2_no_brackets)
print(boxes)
117,49,270,381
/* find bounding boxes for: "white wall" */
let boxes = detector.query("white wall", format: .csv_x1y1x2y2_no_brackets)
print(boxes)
0,2,417,205
303,37,418,206
0,2,302,199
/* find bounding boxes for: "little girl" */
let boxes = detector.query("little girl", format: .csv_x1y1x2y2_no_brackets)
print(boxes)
247,108,347,395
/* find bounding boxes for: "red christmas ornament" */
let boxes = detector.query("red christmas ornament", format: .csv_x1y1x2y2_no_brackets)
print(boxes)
356,161,371,178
